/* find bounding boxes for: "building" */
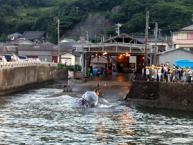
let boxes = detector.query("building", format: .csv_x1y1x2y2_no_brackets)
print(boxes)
133,35,170,52
74,33,153,74
173,24,193,49
23,31,48,43
158,48,193,66
0,43,4,54
60,38,81,66
7,32,23,41
1,34,83,65
18,42,57,62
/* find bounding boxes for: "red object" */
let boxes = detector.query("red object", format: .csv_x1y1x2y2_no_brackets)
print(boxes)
52,56,58,63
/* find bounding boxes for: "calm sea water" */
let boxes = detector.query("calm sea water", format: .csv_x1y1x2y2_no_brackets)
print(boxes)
0,86,193,144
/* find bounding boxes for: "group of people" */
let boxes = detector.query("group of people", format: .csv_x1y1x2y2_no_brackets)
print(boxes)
142,64,193,83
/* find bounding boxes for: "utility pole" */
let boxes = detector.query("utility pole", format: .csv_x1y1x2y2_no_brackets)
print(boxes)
75,7,79,14
192,14,193,22
115,23,122,36
57,18,61,64
170,31,174,49
85,31,89,42
144,11,149,66
153,22,158,65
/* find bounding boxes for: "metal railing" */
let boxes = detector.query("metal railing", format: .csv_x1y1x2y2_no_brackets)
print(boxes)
74,42,153,53
0,61,57,69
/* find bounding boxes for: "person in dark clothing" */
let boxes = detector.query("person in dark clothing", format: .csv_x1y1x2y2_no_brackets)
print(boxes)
90,65,93,77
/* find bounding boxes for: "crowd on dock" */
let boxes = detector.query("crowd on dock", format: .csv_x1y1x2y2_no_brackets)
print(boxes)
142,64,193,83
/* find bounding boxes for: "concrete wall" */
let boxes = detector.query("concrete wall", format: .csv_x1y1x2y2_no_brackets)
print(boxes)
126,81,193,111
0,64,62,95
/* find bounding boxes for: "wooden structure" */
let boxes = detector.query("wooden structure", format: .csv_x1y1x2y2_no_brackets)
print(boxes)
74,34,153,75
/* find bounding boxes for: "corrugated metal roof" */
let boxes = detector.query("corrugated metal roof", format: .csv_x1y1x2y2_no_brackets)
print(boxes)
104,33,144,44
158,48,193,55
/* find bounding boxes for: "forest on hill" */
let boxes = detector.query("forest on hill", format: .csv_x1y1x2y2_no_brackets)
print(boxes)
0,0,193,43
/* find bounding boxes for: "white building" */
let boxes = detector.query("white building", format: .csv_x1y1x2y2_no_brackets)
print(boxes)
173,24,193,49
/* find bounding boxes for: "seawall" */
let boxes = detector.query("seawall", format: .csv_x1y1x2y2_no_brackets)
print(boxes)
125,81,193,111
0,63,67,96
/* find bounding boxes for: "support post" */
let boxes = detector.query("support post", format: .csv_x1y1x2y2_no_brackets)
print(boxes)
144,11,149,66
81,53,85,79
84,53,87,77
58,19,61,64
153,22,158,65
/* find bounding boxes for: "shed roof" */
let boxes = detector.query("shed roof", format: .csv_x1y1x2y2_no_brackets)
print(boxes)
104,33,143,44
17,42,56,51
181,24,193,31
158,48,193,55
23,31,47,40
6,39,33,45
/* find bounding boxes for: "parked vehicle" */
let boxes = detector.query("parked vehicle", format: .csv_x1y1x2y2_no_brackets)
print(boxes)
18,55,28,61
0,56,2,62
93,66,104,76
3,54,13,62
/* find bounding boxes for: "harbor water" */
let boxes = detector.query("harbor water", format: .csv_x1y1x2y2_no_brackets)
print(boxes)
0,83,193,144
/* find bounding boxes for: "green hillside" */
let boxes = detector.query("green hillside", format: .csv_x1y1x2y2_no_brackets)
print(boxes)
0,0,193,43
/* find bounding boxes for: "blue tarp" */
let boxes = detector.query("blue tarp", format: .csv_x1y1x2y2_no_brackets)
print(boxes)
175,60,193,69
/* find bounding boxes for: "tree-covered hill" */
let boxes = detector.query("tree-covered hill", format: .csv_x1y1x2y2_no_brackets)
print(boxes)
0,0,193,43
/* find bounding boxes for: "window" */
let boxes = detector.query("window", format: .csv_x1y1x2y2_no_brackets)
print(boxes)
187,32,193,40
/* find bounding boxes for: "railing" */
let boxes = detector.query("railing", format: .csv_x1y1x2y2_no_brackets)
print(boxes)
74,42,153,53
0,61,57,69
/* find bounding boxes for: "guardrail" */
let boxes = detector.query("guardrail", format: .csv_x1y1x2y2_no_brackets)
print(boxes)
0,61,57,69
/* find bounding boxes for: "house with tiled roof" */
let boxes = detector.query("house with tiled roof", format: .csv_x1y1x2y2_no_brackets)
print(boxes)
7,32,23,40
23,31,48,42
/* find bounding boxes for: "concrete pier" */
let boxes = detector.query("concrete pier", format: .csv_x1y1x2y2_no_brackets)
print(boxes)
0,62,66,96
125,81,193,111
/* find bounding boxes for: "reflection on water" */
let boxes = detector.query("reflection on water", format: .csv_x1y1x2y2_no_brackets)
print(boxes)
0,87,193,144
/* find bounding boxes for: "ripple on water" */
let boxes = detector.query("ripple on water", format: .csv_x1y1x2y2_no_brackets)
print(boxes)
0,88,193,144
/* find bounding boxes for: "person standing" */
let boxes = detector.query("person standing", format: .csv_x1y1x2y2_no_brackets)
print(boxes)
146,66,150,81
90,65,93,77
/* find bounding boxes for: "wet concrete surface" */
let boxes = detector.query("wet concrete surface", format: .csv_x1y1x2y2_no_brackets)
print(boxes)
63,73,131,101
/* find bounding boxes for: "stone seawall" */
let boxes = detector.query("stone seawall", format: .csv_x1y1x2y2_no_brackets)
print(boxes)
0,65,67,96
125,81,193,111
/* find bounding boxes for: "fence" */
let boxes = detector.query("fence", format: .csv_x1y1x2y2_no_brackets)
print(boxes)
0,61,57,69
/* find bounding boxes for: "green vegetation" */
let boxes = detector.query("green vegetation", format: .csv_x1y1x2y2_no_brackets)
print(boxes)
57,63,67,70
0,0,193,42
57,63,81,71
